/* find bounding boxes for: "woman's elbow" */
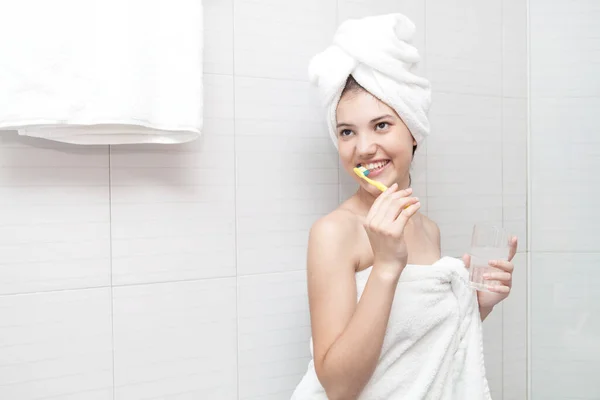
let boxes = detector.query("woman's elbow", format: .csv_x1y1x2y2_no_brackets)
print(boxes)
326,388,357,400
315,365,358,400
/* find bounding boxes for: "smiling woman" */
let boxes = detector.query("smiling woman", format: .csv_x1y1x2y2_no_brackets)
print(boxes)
291,12,518,400
336,75,416,185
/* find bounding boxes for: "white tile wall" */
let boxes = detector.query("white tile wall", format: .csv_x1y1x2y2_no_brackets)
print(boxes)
502,252,527,400
483,302,504,400
235,77,338,276
530,1,600,98
237,271,311,399
502,98,528,248
427,92,504,256
501,1,528,394
530,97,600,253
530,253,600,400
110,74,236,285
502,0,528,99
0,288,113,400
501,80,527,400
426,0,502,97
0,137,111,295
112,279,237,400
233,0,337,80
204,0,234,75
0,0,528,398
530,1,600,399
337,0,425,30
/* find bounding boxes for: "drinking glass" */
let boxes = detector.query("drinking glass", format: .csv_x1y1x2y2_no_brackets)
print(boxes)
469,224,511,292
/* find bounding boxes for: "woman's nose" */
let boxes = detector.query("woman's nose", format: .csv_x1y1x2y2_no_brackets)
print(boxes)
356,133,377,156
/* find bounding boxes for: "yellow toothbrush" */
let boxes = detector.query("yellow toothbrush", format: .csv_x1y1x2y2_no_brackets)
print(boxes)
353,166,388,192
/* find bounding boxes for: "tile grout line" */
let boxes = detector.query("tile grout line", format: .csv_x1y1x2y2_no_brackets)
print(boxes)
424,0,429,213
108,145,116,400
336,0,341,206
232,1,240,398
500,0,505,397
525,0,532,397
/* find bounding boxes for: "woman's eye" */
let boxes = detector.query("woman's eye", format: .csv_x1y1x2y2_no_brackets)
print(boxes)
376,122,389,130
340,129,353,137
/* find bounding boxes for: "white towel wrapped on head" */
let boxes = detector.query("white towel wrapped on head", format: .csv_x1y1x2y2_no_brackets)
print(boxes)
308,13,431,148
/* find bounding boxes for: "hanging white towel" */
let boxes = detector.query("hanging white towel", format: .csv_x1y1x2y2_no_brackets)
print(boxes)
0,0,203,145
291,256,492,399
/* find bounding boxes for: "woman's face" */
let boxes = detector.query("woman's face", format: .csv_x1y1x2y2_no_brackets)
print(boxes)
336,89,416,196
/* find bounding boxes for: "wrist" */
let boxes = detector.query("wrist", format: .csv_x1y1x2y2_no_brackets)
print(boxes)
479,305,494,320
372,260,405,282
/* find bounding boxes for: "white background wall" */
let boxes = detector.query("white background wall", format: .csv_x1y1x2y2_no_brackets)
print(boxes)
529,0,600,399
0,1,528,399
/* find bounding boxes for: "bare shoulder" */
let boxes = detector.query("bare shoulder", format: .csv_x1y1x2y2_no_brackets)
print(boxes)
420,213,441,248
310,208,359,238
308,208,361,266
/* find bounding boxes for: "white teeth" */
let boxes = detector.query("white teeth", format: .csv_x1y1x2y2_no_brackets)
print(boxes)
364,161,388,170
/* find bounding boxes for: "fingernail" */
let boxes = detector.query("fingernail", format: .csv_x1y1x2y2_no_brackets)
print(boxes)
489,260,496,266
483,273,491,279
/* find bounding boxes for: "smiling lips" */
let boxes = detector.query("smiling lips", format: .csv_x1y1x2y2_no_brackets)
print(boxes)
359,160,390,177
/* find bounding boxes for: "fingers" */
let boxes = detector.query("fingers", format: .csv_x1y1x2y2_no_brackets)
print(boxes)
367,183,398,221
389,199,421,234
367,184,415,228
381,193,420,224
486,285,511,294
483,271,512,283
489,259,514,273
462,253,471,269
508,236,518,261
484,266,512,294
366,183,401,224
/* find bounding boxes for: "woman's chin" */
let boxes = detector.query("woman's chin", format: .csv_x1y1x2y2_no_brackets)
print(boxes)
361,182,387,197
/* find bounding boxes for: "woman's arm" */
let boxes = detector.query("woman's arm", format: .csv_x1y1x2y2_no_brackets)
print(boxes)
480,306,494,320
306,215,401,400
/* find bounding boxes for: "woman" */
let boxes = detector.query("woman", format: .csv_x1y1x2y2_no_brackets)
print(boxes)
292,13,518,400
